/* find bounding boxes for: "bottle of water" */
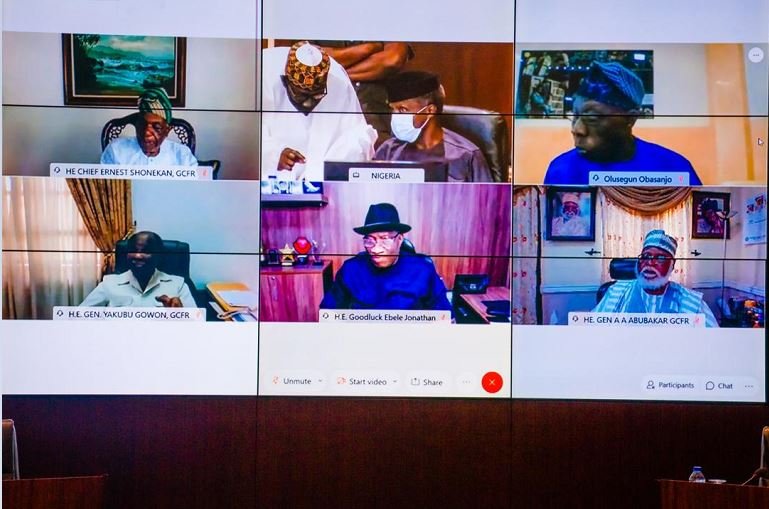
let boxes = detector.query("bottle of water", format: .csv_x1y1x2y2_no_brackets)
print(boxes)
688,466,706,483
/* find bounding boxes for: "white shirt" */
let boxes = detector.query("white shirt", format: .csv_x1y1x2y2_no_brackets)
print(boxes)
100,137,198,166
261,46,376,181
80,269,197,308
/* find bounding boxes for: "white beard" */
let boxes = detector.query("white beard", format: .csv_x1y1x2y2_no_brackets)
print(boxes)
636,266,671,291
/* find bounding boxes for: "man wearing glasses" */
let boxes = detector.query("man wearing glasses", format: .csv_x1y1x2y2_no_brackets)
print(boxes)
261,41,377,181
593,229,718,327
320,203,452,311
543,62,702,185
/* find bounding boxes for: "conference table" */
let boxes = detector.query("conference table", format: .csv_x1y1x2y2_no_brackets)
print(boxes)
3,474,107,509
659,479,769,508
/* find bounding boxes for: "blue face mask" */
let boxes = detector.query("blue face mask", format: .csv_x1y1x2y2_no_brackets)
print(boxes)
390,104,431,143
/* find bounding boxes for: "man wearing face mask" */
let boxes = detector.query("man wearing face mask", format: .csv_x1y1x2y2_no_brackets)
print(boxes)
80,231,196,308
593,229,718,327
261,41,377,181
544,62,701,185
100,88,198,166
374,71,492,182
319,203,452,311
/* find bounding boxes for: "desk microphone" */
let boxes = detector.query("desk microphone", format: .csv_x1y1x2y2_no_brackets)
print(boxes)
741,467,769,486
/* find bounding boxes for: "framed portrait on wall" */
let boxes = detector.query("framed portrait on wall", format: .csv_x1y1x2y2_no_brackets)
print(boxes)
62,34,186,107
692,191,730,239
545,187,596,241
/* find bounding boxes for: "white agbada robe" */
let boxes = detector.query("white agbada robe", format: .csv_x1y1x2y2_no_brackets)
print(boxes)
261,46,376,181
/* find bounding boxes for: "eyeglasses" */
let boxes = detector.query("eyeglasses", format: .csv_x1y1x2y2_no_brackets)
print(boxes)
363,234,400,249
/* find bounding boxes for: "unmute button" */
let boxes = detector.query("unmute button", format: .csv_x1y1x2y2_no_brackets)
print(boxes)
268,371,326,393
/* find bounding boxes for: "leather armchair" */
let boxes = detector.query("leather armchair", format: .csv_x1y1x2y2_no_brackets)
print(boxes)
112,239,203,307
596,258,638,304
101,112,221,179
441,105,510,183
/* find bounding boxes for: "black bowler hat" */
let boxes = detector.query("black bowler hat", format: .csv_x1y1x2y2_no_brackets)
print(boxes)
385,71,441,102
353,203,412,235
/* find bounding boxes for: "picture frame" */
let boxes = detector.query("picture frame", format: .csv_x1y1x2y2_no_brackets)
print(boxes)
692,191,731,239
545,187,596,241
63,34,186,107
516,49,654,117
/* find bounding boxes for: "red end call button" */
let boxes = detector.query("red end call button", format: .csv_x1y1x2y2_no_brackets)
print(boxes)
481,372,503,394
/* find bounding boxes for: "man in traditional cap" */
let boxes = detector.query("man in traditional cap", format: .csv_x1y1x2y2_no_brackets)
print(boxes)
551,192,589,236
544,62,701,185
593,229,718,327
261,41,376,181
374,71,492,182
320,203,452,311
100,88,198,166
81,231,196,308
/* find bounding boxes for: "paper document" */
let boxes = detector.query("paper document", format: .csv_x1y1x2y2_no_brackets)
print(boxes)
218,290,258,308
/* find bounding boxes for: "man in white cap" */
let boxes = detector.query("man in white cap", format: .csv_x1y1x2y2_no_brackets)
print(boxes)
261,41,376,181
551,192,589,236
593,229,718,327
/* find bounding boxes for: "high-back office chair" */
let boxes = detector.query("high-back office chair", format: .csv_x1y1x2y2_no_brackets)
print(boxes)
101,112,221,178
2,419,20,480
441,105,510,183
112,238,202,307
596,258,638,304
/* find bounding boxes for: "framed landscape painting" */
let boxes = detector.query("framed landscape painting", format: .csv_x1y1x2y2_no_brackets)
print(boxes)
63,34,186,107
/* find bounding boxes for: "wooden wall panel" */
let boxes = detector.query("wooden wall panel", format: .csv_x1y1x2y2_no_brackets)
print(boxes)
2,396,257,509
256,398,513,508
406,42,514,116
5,397,768,509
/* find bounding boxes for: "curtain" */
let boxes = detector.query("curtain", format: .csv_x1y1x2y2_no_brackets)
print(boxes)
67,179,133,274
512,186,540,324
601,186,690,216
599,189,693,287
2,177,103,319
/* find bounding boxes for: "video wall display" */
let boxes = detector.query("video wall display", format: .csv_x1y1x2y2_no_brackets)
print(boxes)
0,0,766,403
